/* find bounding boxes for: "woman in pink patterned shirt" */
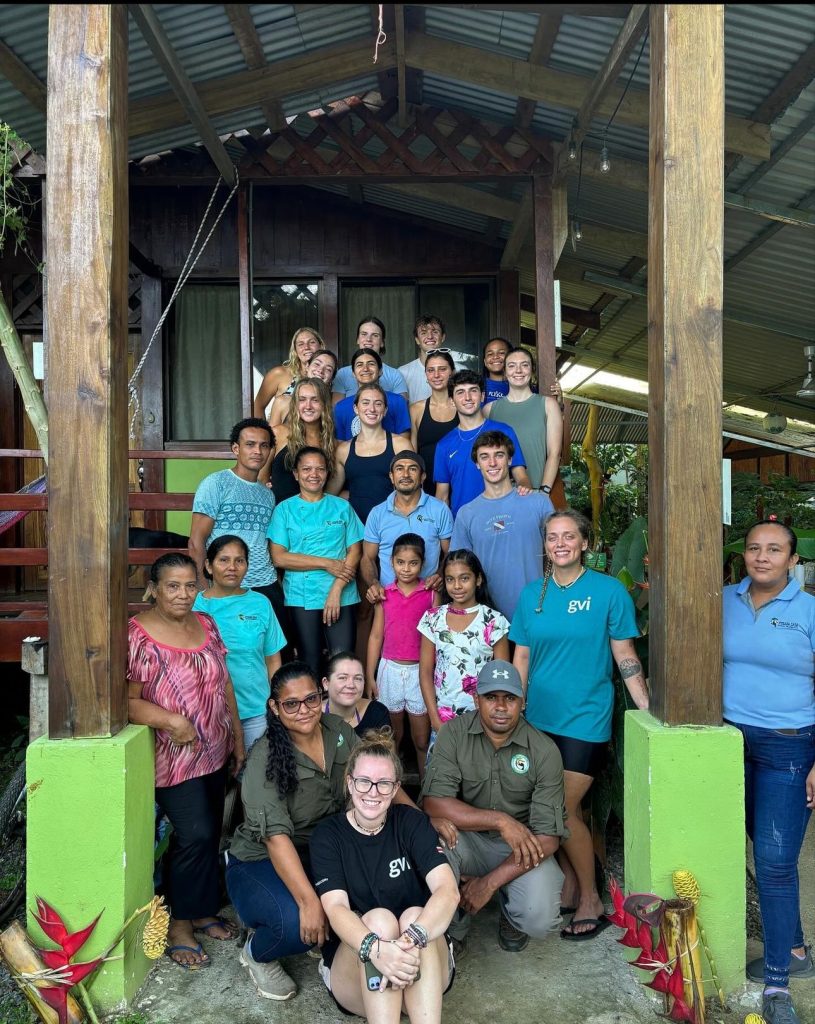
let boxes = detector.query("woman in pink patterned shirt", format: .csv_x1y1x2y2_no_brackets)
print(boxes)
128,554,244,970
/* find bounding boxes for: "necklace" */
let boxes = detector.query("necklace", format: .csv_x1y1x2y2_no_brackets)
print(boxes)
552,567,587,591
448,604,479,616
456,421,486,444
351,811,386,836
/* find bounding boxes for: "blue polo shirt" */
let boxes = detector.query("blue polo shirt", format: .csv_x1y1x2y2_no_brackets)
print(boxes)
510,569,638,742
268,494,364,610
723,577,815,730
334,391,411,441
433,421,526,517
364,490,454,585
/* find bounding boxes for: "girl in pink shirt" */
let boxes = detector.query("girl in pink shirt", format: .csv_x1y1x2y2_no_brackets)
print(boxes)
367,533,436,779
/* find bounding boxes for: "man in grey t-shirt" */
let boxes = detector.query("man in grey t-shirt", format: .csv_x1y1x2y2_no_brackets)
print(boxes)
450,430,553,621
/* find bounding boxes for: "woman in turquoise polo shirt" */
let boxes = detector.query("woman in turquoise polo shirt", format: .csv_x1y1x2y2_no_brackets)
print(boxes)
193,535,286,750
510,509,649,941
723,519,815,1024
269,446,364,675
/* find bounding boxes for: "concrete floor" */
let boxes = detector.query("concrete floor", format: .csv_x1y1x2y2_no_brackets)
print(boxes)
130,825,815,1024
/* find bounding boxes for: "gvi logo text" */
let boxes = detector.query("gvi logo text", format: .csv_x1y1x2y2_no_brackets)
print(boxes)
567,597,591,614
389,857,412,878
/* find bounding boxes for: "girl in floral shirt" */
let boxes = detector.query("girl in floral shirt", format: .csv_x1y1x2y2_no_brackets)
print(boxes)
418,549,510,734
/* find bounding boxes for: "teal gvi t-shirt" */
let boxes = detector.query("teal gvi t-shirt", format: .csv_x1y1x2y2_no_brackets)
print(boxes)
510,569,638,742
192,589,286,720
268,494,364,610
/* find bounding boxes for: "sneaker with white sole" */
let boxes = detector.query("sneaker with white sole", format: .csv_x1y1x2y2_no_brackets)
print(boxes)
498,910,529,952
239,942,297,1001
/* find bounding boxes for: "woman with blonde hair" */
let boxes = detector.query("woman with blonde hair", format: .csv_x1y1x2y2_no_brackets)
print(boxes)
309,728,459,1021
253,326,324,424
266,377,337,500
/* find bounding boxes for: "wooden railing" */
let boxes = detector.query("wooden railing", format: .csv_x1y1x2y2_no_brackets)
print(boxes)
0,447,231,660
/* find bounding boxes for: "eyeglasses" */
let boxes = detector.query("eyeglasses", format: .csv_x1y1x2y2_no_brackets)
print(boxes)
277,692,322,715
349,776,399,796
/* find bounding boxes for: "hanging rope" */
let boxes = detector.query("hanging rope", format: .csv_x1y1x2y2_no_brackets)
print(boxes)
373,4,387,63
127,172,240,439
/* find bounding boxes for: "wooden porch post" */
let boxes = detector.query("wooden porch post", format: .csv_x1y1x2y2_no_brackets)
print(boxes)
532,174,557,387
46,5,129,737
647,4,724,725
237,181,253,416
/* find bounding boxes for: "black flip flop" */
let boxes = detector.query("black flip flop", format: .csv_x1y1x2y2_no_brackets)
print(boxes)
560,915,612,941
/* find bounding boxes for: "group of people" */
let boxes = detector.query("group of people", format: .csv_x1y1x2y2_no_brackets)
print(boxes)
125,314,814,1024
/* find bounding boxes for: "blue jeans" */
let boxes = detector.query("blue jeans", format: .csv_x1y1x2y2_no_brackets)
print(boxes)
734,722,815,987
225,853,311,963
241,715,267,751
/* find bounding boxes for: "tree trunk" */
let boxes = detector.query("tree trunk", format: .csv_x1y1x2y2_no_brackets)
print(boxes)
0,290,48,463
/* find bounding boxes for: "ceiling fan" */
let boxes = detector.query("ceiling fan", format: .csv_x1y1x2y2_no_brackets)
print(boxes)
759,344,815,433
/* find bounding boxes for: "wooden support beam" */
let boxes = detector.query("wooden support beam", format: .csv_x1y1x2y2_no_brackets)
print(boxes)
533,176,557,386
500,186,533,270
724,188,815,274
47,5,129,738
515,14,562,129
129,4,237,184
412,5,634,16
128,242,162,278
724,190,815,228
736,108,815,196
571,4,649,146
648,4,724,726
395,4,407,128
129,38,396,138
404,30,770,160
224,3,285,130
386,182,519,220
497,270,520,341
237,182,252,416
0,37,47,113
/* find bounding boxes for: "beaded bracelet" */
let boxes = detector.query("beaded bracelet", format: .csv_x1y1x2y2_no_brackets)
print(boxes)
404,923,429,949
358,932,379,963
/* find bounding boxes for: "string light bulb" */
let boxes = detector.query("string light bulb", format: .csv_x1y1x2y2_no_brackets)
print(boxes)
568,136,577,161
572,219,582,242
600,143,611,174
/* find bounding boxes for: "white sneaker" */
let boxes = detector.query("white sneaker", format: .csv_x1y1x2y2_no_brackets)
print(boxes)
239,942,297,1001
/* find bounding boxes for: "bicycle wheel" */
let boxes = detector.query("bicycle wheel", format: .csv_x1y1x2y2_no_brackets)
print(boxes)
0,761,27,926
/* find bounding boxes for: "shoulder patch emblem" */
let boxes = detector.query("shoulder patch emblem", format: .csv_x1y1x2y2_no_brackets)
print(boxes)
510,753,529,775
337,733,345,747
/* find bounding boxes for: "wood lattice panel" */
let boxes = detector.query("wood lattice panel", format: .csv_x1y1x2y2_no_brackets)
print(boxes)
12,271,143,328
236,95,553,181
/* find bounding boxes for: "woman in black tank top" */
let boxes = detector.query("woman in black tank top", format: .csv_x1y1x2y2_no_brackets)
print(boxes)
329,383,415,523
409,351,458,495
265,378,336,496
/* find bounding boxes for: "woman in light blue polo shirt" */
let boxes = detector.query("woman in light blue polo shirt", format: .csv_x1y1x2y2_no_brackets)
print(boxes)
723,519,815,1024
511,509,649,941
193,535,286,750
269,446,364,675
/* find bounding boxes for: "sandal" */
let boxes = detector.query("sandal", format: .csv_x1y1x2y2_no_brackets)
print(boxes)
193,917,239,941
167,943,211,970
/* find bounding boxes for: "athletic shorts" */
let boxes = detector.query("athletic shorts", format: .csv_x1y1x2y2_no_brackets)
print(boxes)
545,731,608,777
376,659,426,716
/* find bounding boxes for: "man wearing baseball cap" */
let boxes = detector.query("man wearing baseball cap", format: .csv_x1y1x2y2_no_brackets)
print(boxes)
361,451,453,603
420,660,567,953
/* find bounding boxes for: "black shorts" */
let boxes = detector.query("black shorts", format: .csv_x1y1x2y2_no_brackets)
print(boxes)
545,732,608,777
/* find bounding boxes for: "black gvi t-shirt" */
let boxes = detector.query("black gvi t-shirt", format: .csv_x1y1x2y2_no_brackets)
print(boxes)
310,805,448,967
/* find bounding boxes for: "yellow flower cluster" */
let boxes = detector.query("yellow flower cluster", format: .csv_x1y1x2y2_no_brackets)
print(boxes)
141,896,170,960
671,869,701,905
743,1015,766,1024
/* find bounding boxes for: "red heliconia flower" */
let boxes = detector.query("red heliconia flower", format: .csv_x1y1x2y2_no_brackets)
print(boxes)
637,921,653,954
667,960,685,1000
668,995,696,1023
617,923,644,948
646,969,671,994
607,875,636,929
32,898,104,1024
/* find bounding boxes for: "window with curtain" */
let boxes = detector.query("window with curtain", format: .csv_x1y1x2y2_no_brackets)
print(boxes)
340,280,492,374
168,284,241,441
251,281,321,377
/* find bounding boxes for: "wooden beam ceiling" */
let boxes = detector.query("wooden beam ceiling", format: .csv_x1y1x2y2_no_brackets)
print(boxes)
403,30,770,160
129,4,237,185
224,3,285,130
567,4,649,153
129,38,397,138
0,37,47,113
500,186,532,270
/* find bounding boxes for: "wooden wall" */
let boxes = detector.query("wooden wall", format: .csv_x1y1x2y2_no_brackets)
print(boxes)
130,184,501,276
724,439,815,483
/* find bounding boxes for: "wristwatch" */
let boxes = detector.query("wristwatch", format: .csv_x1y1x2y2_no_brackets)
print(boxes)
540,484,552,494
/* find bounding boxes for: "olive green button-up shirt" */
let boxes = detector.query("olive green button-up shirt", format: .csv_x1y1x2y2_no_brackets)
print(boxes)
420,712,567,838
229,714,358,862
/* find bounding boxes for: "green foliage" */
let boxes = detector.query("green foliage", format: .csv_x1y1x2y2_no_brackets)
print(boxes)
727,471,815,542
562,442,649,549
0,123,35,257
610,516,649,584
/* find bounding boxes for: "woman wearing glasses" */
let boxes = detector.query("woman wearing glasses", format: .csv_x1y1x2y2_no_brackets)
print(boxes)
309,729,459,1022
227,663,418,1002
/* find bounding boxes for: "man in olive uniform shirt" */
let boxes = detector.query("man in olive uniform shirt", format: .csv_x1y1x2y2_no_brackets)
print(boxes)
421,661,567,952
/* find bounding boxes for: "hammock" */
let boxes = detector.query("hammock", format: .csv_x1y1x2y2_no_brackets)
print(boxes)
0,474,46,536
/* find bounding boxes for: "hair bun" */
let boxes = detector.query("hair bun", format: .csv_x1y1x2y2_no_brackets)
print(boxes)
768,513,778,521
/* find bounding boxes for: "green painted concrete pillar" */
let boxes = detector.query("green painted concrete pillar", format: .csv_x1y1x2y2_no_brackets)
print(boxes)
624,710,746,994
26,725,155,1012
